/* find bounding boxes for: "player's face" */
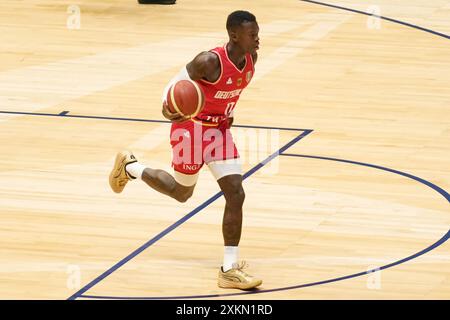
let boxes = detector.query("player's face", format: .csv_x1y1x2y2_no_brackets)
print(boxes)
236,21,260,54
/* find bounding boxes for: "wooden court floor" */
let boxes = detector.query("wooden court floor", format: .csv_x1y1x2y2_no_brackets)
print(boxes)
0,0,449,299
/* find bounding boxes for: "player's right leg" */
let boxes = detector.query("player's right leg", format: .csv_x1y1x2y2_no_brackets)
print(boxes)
109,150,197,203
140,166,196,203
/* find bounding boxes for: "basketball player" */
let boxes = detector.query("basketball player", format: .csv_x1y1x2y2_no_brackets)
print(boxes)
109,11,261,290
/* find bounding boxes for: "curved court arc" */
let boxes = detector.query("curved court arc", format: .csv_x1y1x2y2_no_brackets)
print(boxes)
79,153,450,299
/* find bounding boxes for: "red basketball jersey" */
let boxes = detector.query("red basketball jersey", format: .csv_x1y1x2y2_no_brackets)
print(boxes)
193,44,255,125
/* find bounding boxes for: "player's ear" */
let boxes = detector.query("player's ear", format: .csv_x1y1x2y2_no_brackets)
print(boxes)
228,28,239,42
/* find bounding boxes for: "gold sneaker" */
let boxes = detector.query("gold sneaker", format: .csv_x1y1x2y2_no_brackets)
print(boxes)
218,261,262,290
109,151,137,193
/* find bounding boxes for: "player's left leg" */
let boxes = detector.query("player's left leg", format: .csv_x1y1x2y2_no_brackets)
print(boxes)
217,173,244,248
208,160,262,290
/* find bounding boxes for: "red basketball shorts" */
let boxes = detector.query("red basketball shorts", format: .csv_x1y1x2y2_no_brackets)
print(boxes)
170,119,239,175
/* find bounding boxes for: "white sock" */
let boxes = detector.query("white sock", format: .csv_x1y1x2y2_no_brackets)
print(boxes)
222,246,239,272
125,162,146,180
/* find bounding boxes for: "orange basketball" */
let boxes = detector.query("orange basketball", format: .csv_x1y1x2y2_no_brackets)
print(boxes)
166,80,205,118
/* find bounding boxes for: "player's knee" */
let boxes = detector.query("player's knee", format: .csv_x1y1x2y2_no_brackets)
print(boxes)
173,185,194,203
174,190,192,203
224,184,245,208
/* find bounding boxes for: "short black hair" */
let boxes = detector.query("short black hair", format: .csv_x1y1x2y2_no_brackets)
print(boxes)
226,10,256,31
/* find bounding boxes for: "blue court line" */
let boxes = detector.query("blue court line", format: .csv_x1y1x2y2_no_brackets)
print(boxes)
283,154,450,203
0,110,308,132
67,130,313,300
78,153,449,300
0,107,312,298
301,0,450,40
79,233,450,300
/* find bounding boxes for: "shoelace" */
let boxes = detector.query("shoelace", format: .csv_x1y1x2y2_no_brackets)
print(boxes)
230,261,255,280
232,261,249,271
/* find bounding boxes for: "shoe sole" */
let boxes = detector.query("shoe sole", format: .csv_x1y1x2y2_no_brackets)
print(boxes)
218,277,262,290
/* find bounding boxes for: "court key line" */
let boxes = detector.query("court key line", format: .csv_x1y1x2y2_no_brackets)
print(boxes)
0,108,313,298
65,123,313,300
0,108,313,299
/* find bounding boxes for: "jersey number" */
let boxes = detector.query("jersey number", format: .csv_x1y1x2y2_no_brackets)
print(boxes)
205,102,236,123
225,102,236,116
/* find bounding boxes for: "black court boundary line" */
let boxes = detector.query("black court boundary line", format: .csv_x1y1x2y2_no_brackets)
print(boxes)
301,0,450,40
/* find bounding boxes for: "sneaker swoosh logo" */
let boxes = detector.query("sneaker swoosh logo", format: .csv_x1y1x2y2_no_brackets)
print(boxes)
113,162,126,179
221,275,243,283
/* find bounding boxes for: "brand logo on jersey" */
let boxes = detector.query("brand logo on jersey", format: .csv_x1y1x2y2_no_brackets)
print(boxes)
214,89,243,99
226,77,233,85
246,71,253,83
183,131,190,138
183,164,199,171
237,78,242,86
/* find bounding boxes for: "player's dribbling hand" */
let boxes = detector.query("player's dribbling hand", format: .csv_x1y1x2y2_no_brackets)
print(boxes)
162,101,189,122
